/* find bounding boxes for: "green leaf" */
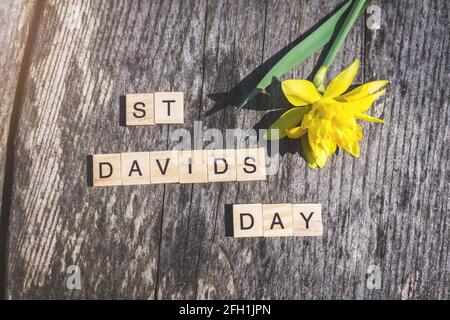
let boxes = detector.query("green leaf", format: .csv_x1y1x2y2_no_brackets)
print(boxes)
265,107,310,140
236,0,355,111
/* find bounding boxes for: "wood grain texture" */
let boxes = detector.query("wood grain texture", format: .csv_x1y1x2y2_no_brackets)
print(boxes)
3,0,449,299
0,0,37,225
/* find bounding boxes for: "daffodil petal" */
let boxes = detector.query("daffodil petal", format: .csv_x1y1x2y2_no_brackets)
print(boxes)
332,117,363,155
310,144,330,168
301,111,314,129
282,80,322,106
307,126,334,168
338,137,360,158
350,140,360,158
340,80,388,101
266,107,310,140
340,89,385,113
301,135,318,168
319,139,336,157
286,126,307,139
323,60,360,98
355,113,384,123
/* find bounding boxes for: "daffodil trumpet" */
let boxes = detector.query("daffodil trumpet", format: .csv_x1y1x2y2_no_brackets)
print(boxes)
267,60,388,168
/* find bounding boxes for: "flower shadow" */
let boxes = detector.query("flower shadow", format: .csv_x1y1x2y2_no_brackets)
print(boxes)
252,109,308,161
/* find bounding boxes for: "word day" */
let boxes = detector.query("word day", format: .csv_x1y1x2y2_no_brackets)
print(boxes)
233,203,322,237
125,92,183,125
92,148,266,186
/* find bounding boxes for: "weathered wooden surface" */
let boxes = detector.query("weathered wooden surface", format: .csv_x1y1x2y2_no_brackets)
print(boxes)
1,0,449,299
0,0,37,228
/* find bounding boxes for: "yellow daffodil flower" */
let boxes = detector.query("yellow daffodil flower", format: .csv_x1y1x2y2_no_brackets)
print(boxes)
268,60,388,168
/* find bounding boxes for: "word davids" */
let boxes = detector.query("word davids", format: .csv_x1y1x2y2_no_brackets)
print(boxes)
91,148,266,186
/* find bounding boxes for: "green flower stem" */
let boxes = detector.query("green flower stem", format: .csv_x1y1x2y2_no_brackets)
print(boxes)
313,0,373,90
313,66,328,93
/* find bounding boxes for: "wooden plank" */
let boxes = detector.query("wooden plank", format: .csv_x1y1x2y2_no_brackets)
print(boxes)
0,0,37,236
158,0,449,300
185,0,367,299
4,0,449,299
361,0,449,300
154,0,267,299
4,0,207,299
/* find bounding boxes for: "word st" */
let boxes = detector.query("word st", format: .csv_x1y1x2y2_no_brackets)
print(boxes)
125,92,183,125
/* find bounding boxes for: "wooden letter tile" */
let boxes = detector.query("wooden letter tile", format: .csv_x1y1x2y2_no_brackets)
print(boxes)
150,150,180,184
206,149,237,182
125,93,154,126
236,148,266,181
262,203,293,237
121,152,150,185
292,204,323,236
178,150,208,184
233,203,263,237
154,92,184,124
93,153,122,186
